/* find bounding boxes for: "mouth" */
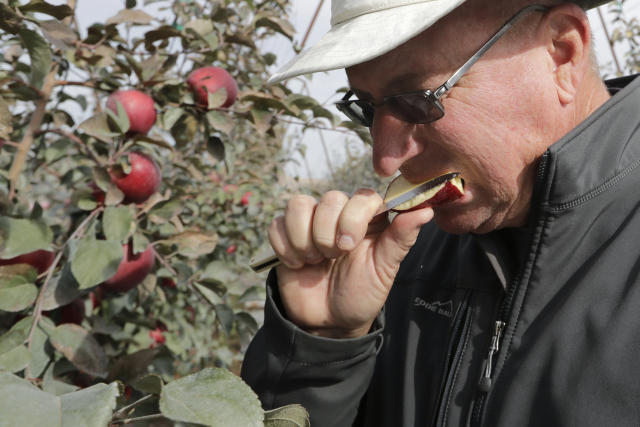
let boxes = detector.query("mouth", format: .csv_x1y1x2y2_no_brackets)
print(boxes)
384,172,465,212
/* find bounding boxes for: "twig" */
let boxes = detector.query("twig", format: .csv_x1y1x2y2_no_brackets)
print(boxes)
153,251,178,277
24,207,104,378
112,394,156,420
8,64,59,199
110,413,165,425
35,128,103,165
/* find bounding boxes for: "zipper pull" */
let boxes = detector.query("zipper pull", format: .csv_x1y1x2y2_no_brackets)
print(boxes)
478,321,506,393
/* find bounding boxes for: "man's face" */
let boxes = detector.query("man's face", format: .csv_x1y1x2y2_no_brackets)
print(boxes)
346,8,563,234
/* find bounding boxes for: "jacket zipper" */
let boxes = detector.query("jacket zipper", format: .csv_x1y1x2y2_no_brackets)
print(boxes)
433,291,474,427
470,152,551,427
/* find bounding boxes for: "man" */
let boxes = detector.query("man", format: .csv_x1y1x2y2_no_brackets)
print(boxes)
242,0,640,425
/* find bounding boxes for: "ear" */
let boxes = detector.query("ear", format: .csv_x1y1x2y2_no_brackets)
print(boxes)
542,4,591,105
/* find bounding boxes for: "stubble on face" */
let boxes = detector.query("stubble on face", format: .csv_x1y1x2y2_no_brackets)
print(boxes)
346,3,558,234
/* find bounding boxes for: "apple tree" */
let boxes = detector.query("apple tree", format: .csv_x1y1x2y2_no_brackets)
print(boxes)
0,0,346,424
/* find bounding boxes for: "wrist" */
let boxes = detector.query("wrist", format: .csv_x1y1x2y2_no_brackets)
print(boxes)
303,321,375,339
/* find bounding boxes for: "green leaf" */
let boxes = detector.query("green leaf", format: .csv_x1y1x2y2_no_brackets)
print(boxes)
78,112,119,143
0,344,30,373
148,198,184,223
130,373,163,395
215,304,234,336
18,28,53,90
48,324,108,378
255,14,295,40
0,3,23,34
40,263,84,310
70,239,123,289
19,0,73,20
184,18,214,37
0,273,38,312
207,87,228,109
206,110,234,134
60,382,119,427
206,136,225,162
106,8,153,25
158,230,218,259
40,19,77,50
0,96,13,140
103,206,135,243
264,405,311,427
162,107,184,130
42,363,79,396
193,282,223,306
108,348,158,383
0,217,53,258
144,25,183,48
29,316,55,377
0,371,62,427
159,368,263,427
250,108,274,135
105,99,130,135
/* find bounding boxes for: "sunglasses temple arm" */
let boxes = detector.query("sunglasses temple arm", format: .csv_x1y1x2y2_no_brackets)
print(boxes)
436,5,550,99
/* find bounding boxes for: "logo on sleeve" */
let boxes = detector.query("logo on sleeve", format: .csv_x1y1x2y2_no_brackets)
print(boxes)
414,297,453,318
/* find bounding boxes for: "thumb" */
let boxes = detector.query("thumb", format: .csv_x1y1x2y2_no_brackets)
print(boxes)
372,208,434,284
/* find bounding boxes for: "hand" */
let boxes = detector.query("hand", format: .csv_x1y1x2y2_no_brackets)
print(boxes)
268,188,434,338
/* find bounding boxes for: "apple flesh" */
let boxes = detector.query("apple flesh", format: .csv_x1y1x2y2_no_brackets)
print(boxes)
187,66,238,108
0,249,55,275
106,90,157,135
110,151,161,204
385,174,464,212
102,244,155,293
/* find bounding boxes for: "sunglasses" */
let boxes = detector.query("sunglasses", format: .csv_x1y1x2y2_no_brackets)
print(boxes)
336,4,549,127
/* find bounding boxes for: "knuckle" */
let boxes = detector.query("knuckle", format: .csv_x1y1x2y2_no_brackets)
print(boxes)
268,216,284,236
320,190,349,206
286,194,316,212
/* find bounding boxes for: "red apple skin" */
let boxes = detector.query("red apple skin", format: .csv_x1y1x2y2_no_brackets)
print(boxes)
187,66,238,108
59,299,85,325
110,152,161,204
102,244,155,293
106,90,157,135
240,191,252,206
392,180,464,213
0,249,55,275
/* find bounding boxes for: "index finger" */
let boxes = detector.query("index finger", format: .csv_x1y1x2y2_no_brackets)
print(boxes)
335,188,384,251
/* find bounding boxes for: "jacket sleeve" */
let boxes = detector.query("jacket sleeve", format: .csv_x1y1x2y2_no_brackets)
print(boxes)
241,269,384,427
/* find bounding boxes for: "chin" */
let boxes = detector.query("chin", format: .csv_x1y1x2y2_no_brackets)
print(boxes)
432,206,498,235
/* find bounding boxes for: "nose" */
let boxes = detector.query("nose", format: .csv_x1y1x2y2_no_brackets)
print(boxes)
370,109,424,177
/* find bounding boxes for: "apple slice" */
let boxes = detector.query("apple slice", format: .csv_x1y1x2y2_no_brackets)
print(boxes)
384,173,464,212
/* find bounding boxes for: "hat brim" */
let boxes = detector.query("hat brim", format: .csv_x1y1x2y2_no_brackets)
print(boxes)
268,0,613,85
267,0,466,84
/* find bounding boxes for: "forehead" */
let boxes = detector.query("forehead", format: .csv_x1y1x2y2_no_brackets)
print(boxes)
346,3,503,96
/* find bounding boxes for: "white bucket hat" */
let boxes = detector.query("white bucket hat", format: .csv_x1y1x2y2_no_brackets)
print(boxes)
268,0,612,84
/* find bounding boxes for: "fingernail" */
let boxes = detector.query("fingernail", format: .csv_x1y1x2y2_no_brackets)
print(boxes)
338,234,354,250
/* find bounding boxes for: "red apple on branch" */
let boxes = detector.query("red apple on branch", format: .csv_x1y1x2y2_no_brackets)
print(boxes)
187,66,238,108
110,151,161,204
106,90,157,135
0,249,55,275
101,244,155,293
59,299,85,325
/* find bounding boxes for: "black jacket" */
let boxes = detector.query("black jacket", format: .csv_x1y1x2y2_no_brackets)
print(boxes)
241,75,640,426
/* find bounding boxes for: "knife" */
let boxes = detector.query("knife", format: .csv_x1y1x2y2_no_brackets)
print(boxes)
249,172,460,272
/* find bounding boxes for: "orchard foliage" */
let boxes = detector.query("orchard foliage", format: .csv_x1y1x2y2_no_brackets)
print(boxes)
608,0,640,74
0,0,350,424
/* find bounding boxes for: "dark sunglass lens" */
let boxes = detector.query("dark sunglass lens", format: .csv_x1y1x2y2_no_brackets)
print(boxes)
338,100,373,127
387,93,444,124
